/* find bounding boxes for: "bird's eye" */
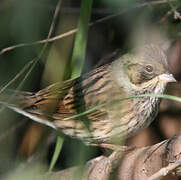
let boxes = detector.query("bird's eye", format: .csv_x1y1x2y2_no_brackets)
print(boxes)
145,65,153,73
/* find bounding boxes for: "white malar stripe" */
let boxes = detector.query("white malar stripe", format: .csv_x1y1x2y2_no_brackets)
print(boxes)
10,106,57,129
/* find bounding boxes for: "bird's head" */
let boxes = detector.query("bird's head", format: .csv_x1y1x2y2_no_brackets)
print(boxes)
123,44,176,90
112,44,176,95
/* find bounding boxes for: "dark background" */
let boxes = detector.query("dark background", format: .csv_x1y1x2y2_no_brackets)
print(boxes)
0,0,181,179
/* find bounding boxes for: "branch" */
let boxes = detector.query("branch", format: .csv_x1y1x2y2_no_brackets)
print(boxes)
148,161,181,180
0,0,177,55
47,133,181,180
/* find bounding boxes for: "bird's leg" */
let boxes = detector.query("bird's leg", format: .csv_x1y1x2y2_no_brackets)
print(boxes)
99,143,136,152
88,143,136,176
90,143,136,152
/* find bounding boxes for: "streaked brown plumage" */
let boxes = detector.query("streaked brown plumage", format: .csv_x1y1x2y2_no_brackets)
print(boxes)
0,44,176,145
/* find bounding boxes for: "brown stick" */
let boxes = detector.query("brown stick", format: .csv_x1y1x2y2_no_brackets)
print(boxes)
47,134,181,180
0,0,177,55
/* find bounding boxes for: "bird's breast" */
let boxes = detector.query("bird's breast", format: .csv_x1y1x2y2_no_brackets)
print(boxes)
126,96,160,137
125,82,166,137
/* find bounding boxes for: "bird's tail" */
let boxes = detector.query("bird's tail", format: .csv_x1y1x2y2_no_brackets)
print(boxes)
0,88,58,129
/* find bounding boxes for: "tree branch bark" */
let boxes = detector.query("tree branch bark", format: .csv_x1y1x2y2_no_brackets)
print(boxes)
47,133,181,180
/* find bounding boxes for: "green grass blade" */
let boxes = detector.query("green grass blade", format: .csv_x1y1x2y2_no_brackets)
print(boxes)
49,0,93,172
137,94,181,102
70,0,93,78
62,93,181,121
48,136,64,172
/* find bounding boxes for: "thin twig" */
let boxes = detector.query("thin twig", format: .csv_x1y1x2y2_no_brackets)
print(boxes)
159,8,175,24
39,0,62,57
0,1,62,112
0,60,34,95
0,0,62,95
0,0,177,55
0,59,36,113
167,0,181,20
148,161,181,180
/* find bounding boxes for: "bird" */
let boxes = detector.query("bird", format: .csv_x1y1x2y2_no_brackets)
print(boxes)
0,44,176,147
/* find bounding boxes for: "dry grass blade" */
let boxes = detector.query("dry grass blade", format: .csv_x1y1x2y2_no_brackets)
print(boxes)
0,0,178,55
148,161,181,180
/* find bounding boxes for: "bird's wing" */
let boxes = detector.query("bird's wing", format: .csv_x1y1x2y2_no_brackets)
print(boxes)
53,64,112,132
0,63,128,142
2,64,115,129
0,81,73,129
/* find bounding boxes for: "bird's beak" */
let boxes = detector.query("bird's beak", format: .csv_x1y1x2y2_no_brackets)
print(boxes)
159,73,177,83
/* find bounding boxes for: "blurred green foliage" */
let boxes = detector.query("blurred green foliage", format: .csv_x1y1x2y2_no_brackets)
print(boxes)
0,0,180,179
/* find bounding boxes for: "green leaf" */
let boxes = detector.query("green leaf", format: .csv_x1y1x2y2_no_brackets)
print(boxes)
49,0,93,172
62,93,181,121
135,93,181,102
48,136,64,172
70,0,93,78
